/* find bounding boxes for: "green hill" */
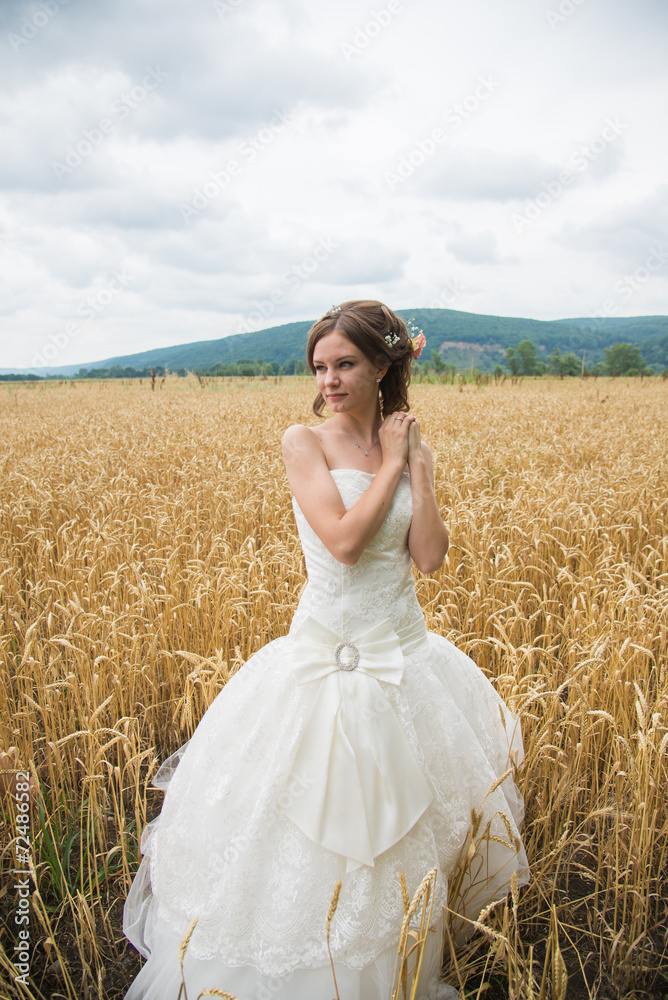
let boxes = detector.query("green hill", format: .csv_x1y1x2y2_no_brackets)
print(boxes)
3,309,667,377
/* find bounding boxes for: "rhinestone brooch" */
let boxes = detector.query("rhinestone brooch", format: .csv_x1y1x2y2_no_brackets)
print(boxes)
335,641,360,671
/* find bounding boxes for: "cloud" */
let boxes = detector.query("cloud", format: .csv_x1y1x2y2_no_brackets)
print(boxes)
0,0,666,367
413,148,559,202
1,0,373,143
555,184,668,268
446,227,501,265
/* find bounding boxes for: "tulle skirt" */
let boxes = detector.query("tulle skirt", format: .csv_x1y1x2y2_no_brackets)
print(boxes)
123,631,529,1000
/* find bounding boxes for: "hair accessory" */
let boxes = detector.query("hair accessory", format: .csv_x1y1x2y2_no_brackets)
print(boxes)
410,332,426,359
384,332,400,348
329,304,341,314
406,319,426,359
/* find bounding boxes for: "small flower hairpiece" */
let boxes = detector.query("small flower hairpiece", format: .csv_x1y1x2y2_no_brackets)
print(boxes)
410,331,426,359
384,332,400,348
405,319,426,358
329,304,341,314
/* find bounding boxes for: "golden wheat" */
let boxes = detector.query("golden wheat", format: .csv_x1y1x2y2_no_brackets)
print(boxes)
0,375,666,999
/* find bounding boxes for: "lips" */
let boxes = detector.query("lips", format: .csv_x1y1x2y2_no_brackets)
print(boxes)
328,393,346,400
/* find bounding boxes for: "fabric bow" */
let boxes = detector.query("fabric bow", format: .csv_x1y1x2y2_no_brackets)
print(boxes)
282,616,433,871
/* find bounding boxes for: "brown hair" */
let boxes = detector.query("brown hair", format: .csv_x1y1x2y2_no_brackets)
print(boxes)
306,300,413,418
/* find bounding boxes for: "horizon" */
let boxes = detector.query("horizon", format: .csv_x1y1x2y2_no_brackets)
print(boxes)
3,304,666,376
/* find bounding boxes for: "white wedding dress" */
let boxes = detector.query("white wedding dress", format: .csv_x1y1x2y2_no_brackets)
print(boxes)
123,469,529,1000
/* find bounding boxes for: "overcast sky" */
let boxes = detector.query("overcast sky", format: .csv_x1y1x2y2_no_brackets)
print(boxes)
1,0,667,370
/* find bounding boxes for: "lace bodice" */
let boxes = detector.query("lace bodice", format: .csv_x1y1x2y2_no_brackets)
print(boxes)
289,469,425,641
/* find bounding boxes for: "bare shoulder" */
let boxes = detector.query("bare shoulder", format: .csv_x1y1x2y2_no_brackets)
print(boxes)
282,423,345,515
281,423,318,451
282,425,314,470
282,423,330,489
282,421,335,463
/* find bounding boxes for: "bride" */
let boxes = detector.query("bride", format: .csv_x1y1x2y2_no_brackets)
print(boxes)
122,300,529,1000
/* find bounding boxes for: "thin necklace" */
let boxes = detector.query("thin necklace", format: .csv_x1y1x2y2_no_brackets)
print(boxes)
335,417,379,457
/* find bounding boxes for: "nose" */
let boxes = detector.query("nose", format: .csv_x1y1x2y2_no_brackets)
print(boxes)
324,367,339,386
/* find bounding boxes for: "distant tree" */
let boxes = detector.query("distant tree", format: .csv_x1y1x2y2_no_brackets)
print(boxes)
515,339,542,375
602,342,647,376
430,350,445,372
547,348,582,377
547,348,563,375
279,359,304,375
237,361,259,376
505,347,521,375
562,353,582,376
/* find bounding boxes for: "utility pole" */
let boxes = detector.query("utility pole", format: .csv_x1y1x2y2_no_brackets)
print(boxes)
581,349,586,377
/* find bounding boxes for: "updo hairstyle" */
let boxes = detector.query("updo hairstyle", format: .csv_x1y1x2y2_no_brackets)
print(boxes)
306,300,413,418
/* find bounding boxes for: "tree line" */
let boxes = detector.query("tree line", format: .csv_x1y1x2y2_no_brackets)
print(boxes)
500,340,657,377
2,340,661,383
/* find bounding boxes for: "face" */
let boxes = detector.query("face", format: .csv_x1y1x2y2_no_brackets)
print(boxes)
312,330,384,414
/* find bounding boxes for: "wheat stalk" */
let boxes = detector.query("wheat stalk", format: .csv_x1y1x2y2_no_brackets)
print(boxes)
0,377,665,997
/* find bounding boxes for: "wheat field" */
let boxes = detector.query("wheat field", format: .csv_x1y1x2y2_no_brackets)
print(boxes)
0,375,666,999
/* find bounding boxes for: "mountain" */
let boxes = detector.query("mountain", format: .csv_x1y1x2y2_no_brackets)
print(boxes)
2,309,667,376
0,321,314,378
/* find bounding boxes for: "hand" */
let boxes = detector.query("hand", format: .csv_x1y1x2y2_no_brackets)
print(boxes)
407,417,422,459
378,411,416,468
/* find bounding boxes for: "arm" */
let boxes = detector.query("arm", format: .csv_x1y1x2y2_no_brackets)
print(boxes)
406,426,449,574
282,419,409,566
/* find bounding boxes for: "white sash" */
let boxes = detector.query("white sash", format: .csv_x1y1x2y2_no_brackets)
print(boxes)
282,616,433,872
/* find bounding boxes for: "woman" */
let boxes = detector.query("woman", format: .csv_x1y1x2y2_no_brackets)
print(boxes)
123,300,528,1000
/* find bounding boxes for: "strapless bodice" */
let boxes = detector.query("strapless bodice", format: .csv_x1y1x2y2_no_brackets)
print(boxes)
289,469,425,641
